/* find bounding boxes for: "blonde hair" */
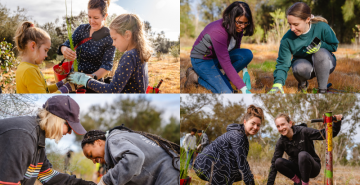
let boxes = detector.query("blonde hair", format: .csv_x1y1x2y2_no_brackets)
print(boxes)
13,21,50,54
287,2,328,24
241,105,264,124
109,14,153,63
37,109,65,143
275,113,295,126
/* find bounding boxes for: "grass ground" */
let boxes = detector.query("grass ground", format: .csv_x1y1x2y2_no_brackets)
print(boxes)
180,38,360,94
186,160,360,185
39,55,180,94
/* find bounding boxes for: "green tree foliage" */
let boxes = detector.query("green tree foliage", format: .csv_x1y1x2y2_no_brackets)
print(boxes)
0,4,27,48
180,0,195,38
181,94,250,141
78,96,179,144
0,40,18,93
183,0,360,43
181,94,360,166
162,116,181,144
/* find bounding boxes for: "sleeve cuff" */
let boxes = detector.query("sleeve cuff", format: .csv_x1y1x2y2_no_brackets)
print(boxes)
57,44,68,55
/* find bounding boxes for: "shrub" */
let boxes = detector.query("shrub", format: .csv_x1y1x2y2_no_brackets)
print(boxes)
0,40,18,93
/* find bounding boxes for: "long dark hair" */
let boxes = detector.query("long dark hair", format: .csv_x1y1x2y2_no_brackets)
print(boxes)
81,125,180,171
222,1,254,39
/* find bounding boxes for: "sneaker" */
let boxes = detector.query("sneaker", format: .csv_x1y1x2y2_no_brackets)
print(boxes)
318,89,327,93
184,67,199,88
298,81,309,93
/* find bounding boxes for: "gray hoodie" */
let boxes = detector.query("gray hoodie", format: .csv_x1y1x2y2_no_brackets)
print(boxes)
102,129,180,185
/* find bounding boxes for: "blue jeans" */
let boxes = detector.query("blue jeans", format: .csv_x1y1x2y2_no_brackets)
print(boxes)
191,48,253,93
186,149,195,169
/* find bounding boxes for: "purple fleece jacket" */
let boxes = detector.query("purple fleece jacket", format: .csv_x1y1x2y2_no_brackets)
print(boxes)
190,19,246,90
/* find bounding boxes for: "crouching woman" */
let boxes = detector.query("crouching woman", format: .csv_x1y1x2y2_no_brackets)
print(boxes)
193,105,264,185
81,125,180,185
0,95,94,185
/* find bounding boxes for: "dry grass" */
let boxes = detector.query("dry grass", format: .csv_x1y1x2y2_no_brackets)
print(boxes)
187,160,360,185
39,55,180,94
180,38,360,93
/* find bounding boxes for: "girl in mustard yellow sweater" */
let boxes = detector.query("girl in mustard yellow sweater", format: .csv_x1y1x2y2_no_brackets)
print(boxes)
15,21,75,93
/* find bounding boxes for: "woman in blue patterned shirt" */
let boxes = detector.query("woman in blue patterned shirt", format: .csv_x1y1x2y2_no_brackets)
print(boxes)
193,105,264,185
58,0,115,91
68,13,153,93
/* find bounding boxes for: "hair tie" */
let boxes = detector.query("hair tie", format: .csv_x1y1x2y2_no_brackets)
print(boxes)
30,24,35,27
310,14,314,19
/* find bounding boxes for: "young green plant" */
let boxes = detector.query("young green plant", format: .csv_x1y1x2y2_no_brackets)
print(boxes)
65,0,78,71
180,124,211,180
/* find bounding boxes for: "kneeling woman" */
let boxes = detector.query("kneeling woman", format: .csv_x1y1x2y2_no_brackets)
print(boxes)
0,96,93,185
267,113,342,185
185,1,254,93
269,2,339,94
81,125,180,185
193,105,264,185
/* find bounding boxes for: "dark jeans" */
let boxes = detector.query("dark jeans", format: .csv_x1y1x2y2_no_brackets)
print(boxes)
191,48,253,93
292,48,336,90
275,151,321,183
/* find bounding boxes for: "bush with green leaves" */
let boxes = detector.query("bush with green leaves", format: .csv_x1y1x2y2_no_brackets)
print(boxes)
170,44,180,61
0,40,18,93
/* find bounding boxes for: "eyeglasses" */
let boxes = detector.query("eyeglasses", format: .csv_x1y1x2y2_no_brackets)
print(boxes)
65,121,72,133
235,20,250,27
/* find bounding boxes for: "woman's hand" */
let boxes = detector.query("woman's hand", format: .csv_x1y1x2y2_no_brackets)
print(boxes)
268,83,284,94
61,46,77,61
334,114,343,122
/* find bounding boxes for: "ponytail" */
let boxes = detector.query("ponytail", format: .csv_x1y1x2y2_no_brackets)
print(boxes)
311,15,328,24
241,105,264,124
13,21,50,53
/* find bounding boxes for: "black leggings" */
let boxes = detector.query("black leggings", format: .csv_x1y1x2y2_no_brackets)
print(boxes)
292,48,336,90
275,151,321,183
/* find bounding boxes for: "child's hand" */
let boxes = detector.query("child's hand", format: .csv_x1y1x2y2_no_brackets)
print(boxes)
61,46,77,61
58,82,76,93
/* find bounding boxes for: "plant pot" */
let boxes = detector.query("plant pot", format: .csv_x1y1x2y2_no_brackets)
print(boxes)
146,86,160,93
76,89,86,94
180,176,191,185
53,60,73,82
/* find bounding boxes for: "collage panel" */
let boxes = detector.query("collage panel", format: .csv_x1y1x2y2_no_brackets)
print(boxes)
0,0,180,94
180,1,360,94
180,94,360,185
0,94,180,184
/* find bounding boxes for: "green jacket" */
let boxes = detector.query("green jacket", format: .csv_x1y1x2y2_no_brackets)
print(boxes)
273,22,339,85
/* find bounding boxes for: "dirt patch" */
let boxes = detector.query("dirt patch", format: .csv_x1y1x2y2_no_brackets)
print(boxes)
187,161,360,185
180,42,360,93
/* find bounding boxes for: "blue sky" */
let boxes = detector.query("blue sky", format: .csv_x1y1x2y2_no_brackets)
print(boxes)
1,0,179,41
31,94,180,153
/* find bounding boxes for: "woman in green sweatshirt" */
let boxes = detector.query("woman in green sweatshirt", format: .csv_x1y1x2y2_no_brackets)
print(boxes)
268,2,339,94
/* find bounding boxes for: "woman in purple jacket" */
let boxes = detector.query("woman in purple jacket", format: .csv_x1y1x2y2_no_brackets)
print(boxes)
184,1,254,93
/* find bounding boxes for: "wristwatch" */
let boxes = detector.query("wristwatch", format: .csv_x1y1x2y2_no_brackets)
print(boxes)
92,73,98,80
